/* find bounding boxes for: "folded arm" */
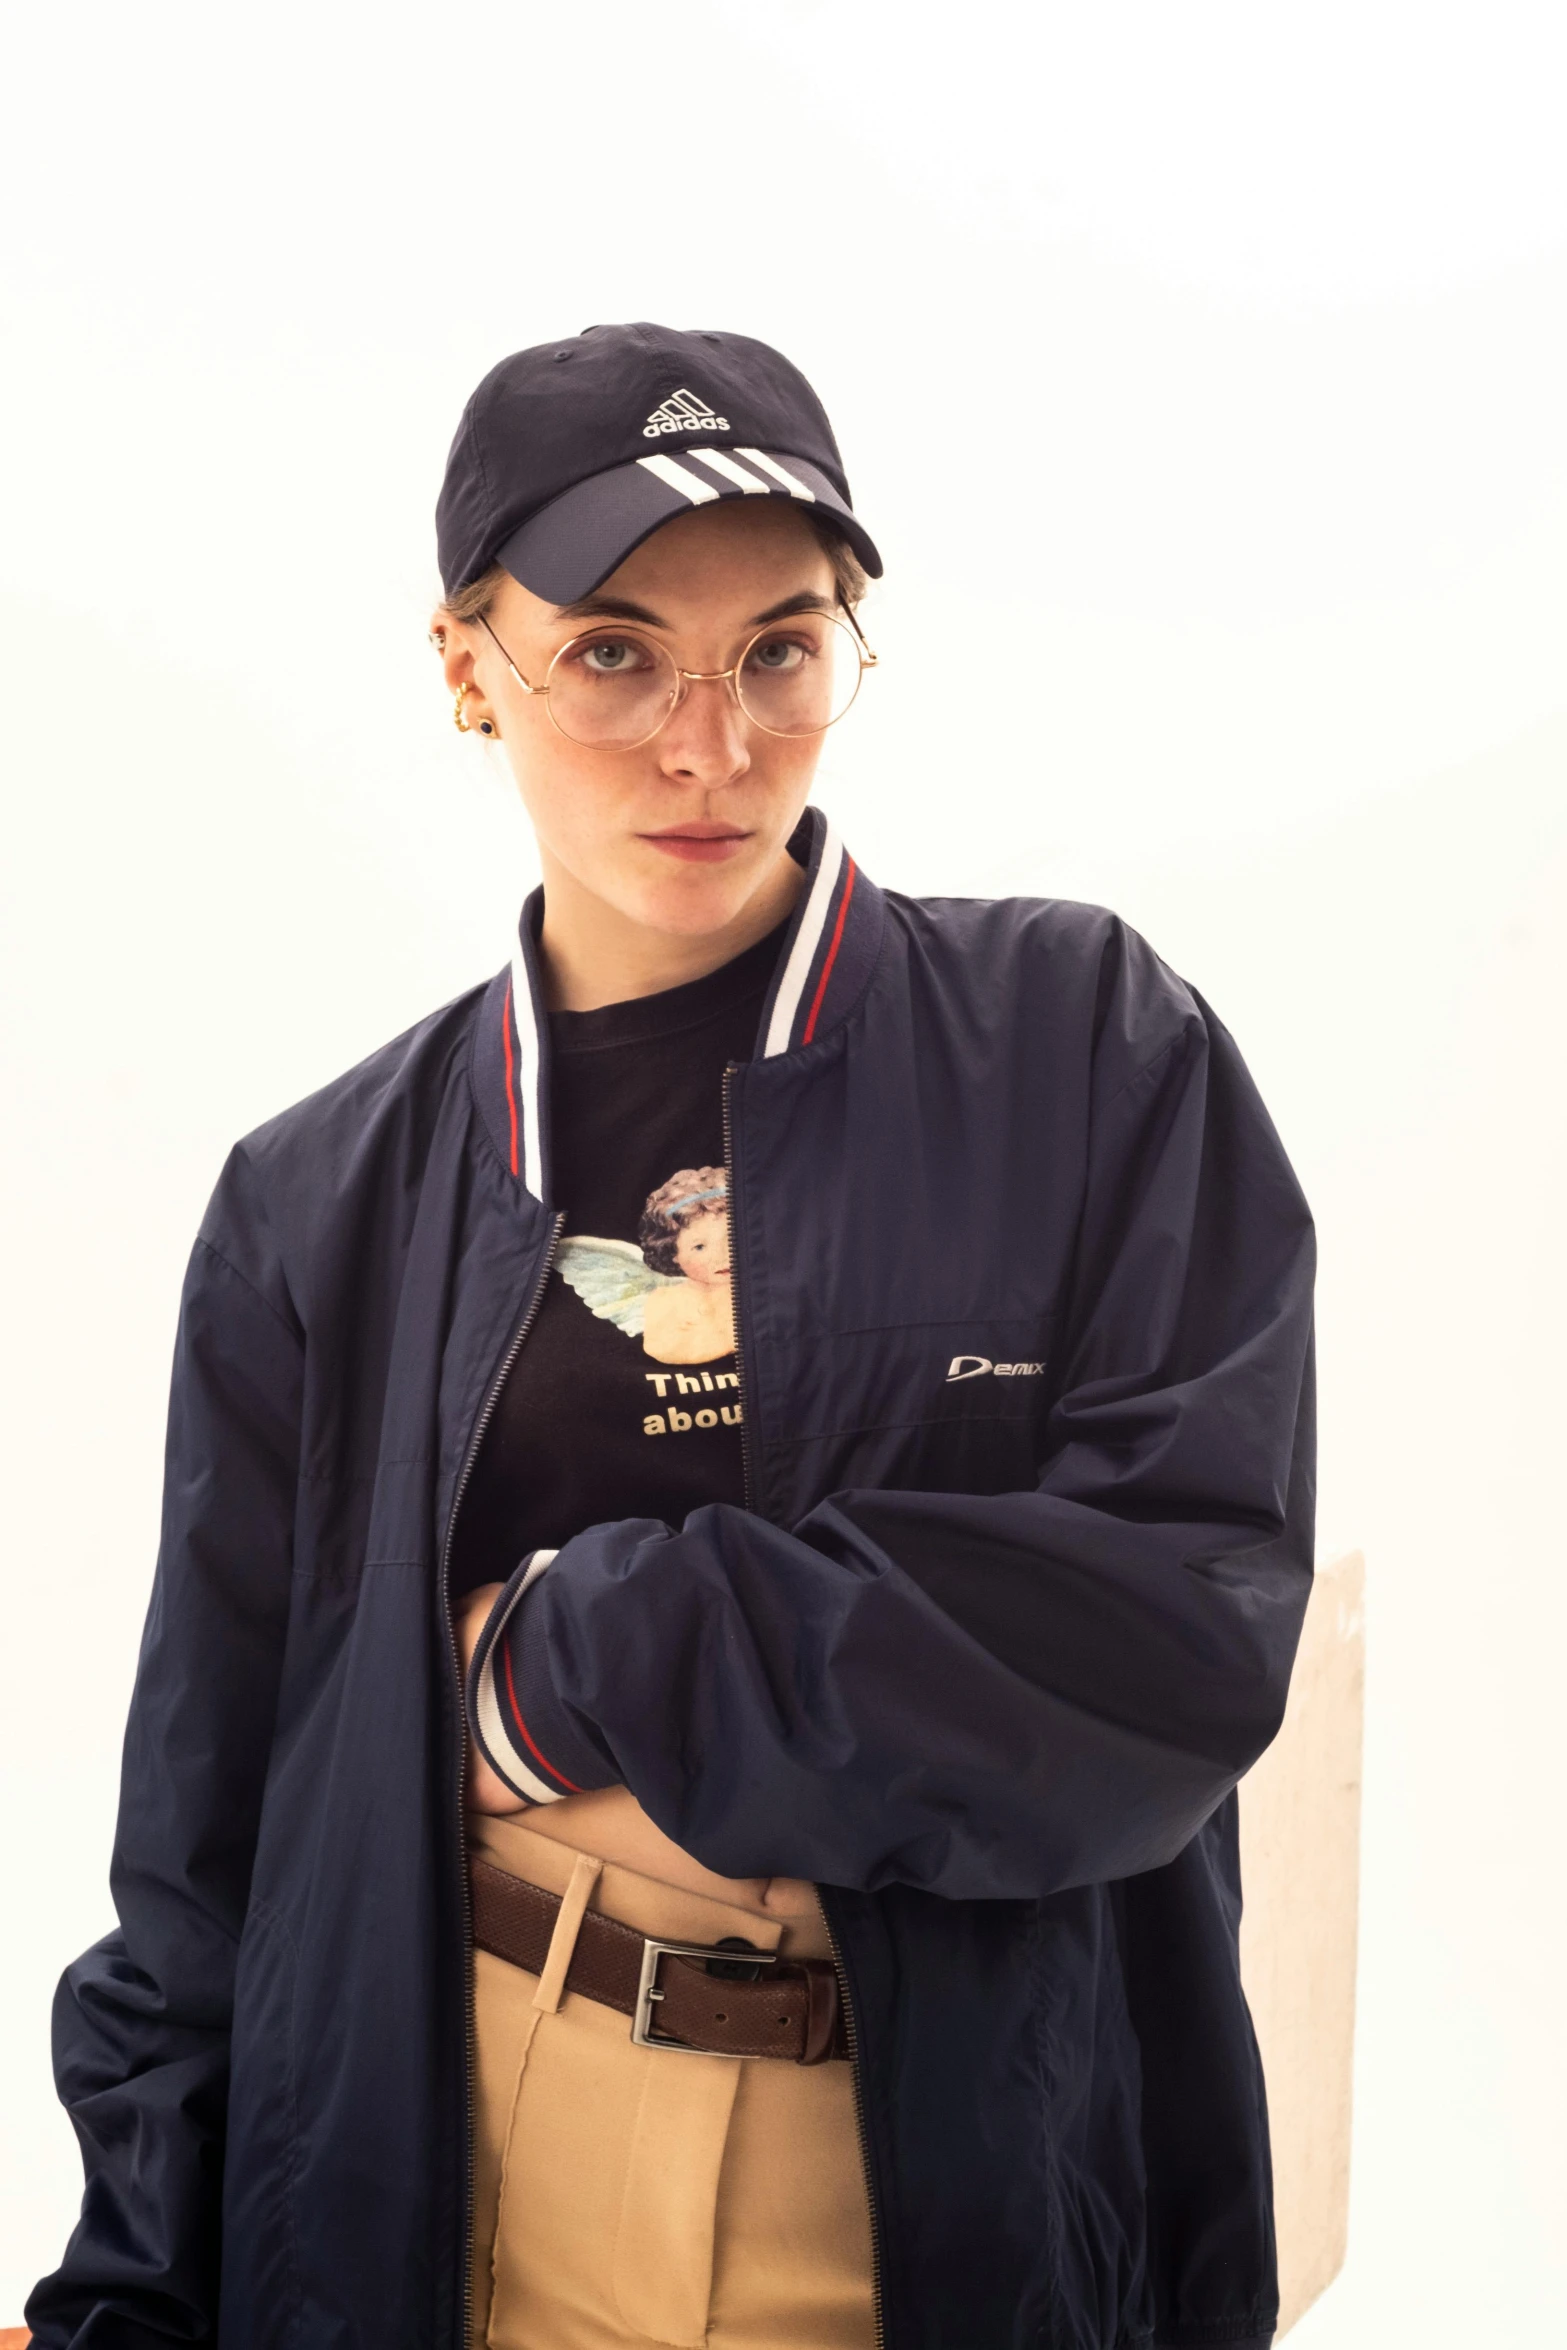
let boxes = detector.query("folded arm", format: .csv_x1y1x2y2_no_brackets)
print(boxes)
468,1005,1316,1901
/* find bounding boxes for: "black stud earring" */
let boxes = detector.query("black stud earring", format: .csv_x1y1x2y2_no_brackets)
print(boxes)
479,719,497,737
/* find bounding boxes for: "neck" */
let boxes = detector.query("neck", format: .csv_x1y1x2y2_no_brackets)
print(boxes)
536,846,806,1013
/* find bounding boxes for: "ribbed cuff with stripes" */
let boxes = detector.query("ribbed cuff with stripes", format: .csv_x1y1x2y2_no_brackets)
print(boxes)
464,1550,619,1805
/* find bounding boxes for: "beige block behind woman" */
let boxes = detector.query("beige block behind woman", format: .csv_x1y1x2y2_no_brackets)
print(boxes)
1240,1549,1366,2337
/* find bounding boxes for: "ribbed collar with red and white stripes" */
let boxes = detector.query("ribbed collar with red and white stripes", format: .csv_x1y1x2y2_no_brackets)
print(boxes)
471,805,885,1203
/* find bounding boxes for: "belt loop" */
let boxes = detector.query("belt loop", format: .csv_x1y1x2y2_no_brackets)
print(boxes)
532,1852,603,2015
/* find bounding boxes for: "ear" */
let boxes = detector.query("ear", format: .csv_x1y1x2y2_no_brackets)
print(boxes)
429,610,477,693
428,609,500,736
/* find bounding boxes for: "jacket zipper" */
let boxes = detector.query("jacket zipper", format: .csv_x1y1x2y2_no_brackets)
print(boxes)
441,1210,565,2350
726,1062,886,2344
820,1891,889,2350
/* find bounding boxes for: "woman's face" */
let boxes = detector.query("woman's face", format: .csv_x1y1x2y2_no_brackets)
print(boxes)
673,1207,731,1286
445,500,836,944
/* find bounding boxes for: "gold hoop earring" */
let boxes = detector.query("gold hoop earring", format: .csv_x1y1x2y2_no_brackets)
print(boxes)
453,682,473,733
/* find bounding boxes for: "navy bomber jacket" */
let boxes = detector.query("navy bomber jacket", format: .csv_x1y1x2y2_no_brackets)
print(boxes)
31,807,1315,2350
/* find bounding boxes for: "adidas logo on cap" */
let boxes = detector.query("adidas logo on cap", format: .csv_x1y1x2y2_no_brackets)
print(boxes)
643,388,730,439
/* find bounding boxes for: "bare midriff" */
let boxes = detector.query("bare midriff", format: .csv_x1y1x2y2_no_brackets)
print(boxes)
505,1783,821,1921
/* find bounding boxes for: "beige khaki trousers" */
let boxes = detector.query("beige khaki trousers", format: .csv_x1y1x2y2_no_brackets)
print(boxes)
469,1814,877,2350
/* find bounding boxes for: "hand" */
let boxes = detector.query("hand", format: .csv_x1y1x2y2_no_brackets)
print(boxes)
456,1581,529,1816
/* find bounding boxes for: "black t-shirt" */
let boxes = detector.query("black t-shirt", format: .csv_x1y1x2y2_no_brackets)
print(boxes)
449,927,782,1596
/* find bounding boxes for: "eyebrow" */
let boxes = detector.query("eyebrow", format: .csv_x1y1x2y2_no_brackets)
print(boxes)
553,587,837,630
748,590,838,625
553,594,666,626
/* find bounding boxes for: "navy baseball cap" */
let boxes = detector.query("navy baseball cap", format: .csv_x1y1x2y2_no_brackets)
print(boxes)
435,322,882,605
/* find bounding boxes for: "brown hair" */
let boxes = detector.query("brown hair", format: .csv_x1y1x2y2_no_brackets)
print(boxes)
639,1167,729,1276
438,511,869,628
440,565,508,624
807,515,871,611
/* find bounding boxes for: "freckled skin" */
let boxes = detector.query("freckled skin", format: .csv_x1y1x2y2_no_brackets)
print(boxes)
433,500,833,1014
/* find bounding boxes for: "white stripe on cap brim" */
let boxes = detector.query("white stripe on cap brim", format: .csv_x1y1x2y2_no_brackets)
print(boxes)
689,448,771,493
636,453,721,504
763,816,844,1057
735,449,816,501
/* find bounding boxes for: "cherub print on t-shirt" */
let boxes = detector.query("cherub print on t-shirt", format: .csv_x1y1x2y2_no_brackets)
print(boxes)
556,1165,735,1366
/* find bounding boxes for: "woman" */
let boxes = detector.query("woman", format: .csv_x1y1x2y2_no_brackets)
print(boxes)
30,323,1315,2350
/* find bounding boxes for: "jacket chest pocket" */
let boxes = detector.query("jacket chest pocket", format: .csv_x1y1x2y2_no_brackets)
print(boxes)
754,1314,1056,1508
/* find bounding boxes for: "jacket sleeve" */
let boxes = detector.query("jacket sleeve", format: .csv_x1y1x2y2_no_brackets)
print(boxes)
27,1151,302,2347
468,988,1316,1901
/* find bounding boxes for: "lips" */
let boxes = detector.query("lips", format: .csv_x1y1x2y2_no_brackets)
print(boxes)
639,824,751,864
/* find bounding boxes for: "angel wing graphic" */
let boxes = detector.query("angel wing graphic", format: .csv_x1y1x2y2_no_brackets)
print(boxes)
556,1235,683,1338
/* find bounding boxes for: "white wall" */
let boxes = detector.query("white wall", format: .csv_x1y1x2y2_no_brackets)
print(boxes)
2,3,1563,2337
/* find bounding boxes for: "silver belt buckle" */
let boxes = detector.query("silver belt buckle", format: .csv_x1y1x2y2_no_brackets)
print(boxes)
631,1936,779,2054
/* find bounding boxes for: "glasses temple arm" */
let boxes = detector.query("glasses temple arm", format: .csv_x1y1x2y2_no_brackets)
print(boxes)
477,610,547,694
837,597,879,667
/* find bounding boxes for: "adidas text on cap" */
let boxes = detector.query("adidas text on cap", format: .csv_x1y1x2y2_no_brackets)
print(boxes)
435,322,882,606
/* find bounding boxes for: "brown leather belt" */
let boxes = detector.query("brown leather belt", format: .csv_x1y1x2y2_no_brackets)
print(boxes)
469,1859,847,2064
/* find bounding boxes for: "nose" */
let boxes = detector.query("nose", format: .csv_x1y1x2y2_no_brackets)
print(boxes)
656,672,752,787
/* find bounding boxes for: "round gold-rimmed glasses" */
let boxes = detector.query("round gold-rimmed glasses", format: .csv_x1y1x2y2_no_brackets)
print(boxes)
476,606,878,752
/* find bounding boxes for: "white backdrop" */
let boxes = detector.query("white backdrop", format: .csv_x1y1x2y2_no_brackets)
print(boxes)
2,3,1564,2339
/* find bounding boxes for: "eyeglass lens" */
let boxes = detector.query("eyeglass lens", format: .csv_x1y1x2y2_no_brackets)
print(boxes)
545,613,865,750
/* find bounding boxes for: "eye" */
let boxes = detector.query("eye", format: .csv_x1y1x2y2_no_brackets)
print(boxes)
745,633,809,674
574,635,654,676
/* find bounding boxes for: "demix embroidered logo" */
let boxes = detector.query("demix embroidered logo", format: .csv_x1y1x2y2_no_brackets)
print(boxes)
643,388,731,438
946,1355,1044,1382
